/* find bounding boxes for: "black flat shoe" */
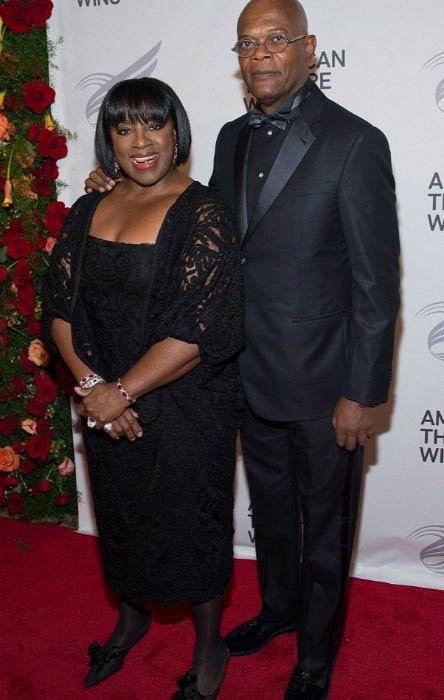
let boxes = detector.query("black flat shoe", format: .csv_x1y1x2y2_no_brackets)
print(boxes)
284,667,331,700
224,615,298,656
84,641,131,688
173,649,230,700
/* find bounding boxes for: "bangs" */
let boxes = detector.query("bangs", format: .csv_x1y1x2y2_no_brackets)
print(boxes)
95,77,192,175
104,79,172,128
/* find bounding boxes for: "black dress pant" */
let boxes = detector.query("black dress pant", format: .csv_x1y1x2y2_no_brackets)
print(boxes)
240,405,363,673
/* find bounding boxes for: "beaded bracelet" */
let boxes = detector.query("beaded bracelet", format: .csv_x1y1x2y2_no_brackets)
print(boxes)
116,378,135,404
79,373,105,389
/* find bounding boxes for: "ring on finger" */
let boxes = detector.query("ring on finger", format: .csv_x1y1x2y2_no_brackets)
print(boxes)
103,422,113,432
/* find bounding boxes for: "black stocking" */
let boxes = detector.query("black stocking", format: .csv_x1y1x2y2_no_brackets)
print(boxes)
105,595,151,649
191,595,228,696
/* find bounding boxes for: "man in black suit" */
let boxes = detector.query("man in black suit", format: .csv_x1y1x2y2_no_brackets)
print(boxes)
85,1,399,697
209,1,400,698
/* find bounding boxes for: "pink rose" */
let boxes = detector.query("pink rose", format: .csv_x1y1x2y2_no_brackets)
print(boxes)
44,236,57,254
21,418,37,435
57,457,75,476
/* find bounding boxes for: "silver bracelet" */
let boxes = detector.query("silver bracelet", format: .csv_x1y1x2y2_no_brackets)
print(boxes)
79,373,105,389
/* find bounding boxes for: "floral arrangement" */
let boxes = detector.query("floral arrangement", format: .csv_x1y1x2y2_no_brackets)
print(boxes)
0,0,78,525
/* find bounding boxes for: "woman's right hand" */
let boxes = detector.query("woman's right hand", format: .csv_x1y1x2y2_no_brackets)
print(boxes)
85,167,118,193
106,408,143,441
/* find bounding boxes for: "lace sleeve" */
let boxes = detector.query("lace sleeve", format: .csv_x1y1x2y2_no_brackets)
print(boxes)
41,199,83,344
164,199,244,365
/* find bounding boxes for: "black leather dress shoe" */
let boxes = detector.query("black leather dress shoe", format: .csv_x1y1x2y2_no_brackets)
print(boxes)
284,667,331,700
224,616,298,656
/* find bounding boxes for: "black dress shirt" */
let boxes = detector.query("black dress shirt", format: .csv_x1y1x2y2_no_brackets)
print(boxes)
246,79,313,219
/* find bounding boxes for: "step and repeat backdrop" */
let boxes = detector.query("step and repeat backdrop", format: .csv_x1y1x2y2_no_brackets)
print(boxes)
48,0,444,590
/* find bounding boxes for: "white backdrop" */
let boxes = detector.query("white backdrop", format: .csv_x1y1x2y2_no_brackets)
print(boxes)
48,0,444,590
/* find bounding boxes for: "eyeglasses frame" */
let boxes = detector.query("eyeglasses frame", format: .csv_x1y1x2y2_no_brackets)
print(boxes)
231,33,308,57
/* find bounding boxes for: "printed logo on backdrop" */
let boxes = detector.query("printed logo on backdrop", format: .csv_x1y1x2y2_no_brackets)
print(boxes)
76,43,161,126
409,526,444,573
421,52,444,112
418,410,444,464
416,303,444,362
77,0,121,7
427,172,444,233
243,49,346,111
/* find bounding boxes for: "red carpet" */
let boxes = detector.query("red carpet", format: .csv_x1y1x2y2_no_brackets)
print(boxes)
0,518,442,700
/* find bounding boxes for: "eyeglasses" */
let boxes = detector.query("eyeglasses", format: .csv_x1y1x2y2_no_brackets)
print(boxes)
231,33,307,58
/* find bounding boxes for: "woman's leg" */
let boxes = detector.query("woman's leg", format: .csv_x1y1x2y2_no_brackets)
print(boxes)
105,595,151,647
191,594,229,695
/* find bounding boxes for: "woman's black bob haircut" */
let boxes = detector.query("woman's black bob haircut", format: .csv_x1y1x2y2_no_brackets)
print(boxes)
95,77,192,176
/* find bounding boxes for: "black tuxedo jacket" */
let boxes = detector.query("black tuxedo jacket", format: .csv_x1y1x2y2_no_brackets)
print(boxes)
209,84,400,421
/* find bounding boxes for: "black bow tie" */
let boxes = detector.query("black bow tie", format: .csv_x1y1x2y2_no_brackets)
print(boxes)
248,109,290,131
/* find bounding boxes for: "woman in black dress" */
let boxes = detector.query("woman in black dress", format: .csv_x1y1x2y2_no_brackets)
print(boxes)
43,78,243,700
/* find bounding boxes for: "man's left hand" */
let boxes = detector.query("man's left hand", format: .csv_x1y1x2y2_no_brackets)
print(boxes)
332,397,375,451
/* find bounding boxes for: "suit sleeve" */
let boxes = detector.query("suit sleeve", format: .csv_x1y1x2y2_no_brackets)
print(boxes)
338,126,400,406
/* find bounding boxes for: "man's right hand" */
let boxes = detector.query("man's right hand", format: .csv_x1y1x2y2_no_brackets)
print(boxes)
85,167,118,193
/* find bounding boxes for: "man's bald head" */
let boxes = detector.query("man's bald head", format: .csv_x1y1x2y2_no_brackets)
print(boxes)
235,0,315,113
238,0,308,36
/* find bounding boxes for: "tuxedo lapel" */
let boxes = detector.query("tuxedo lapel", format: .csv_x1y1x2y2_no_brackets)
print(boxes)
233,121,251,240
241,114,316,248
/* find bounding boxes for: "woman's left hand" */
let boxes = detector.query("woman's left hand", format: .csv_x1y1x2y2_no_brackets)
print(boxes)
74,383,130,425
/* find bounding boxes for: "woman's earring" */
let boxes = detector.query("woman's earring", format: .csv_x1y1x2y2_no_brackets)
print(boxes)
173,143,178,165
113,159,120,175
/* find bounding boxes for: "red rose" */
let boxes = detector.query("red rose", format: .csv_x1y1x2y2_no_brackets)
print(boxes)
26,398,47,417
0,335,10,349
0,2,31,33
20,459,37,475
0,319,8,334
30,484,40,497
7,492,24,515
36,418,52,436
28,124,42,141
0,487,6,508
5,233,33,260
55,493,70,506
11,376,27,395
17,282,36,316
36,129,67,160
0,417,18,437
20,351,36,374
44,201,70,236
37,479,52,493
4,475,20,488
26,435,51,461
13,259,32,287
11,440,25,454
34,373,58,404
27,317,42,336
32,178,53,197
0,267,9,282
27,0,53,27
38,160,59,180
23,81,55,114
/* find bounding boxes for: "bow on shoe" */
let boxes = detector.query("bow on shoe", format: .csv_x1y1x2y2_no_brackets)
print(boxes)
87,641,123,668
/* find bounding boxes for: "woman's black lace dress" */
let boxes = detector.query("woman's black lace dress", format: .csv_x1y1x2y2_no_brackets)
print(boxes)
43,182,244,605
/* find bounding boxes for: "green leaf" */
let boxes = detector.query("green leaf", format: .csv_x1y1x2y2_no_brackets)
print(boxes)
0,246,8,264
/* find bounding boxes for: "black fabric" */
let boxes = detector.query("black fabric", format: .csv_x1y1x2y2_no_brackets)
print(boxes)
246,79,314,219
209,83,400,421
241,406,363,672
42,182,244,605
